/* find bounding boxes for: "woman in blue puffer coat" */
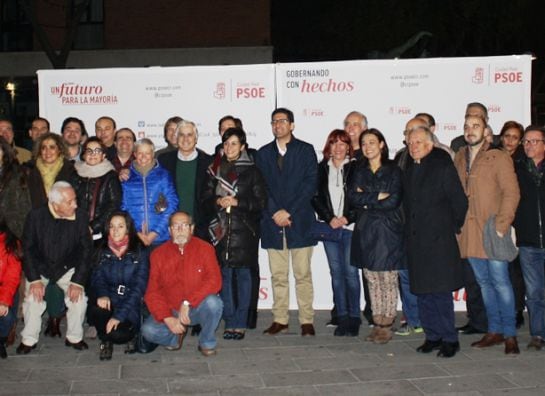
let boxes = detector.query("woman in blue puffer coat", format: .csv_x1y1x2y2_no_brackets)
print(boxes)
121,138,178,247
88,211,149,360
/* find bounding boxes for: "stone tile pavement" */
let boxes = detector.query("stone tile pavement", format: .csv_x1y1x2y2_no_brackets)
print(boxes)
1,311,544,395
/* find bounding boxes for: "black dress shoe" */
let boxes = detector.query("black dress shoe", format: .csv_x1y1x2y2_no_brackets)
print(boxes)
416,339,442,353
437,341,460,358
99,341,113,360
65,339,89,350
456,323,471,332
16,342,36,355
0,342,7,359
458,324,485,335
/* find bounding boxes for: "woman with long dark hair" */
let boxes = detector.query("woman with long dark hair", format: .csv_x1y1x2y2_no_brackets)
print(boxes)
74,137,122,244
312,129,361,336
202,128,267,339
348,129,404,344
0,136,31,240
88,211,149,360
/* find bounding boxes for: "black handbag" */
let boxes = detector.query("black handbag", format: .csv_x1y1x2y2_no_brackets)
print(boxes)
310,220,343,242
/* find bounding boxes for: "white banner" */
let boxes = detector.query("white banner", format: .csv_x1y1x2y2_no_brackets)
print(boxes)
38,55,532,311
38,64,276,154
276,55,532,156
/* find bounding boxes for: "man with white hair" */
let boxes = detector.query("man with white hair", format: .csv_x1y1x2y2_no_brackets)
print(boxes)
17,181,92,354
158,120,212,240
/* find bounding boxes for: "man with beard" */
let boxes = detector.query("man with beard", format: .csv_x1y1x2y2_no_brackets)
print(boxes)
454,114,520,354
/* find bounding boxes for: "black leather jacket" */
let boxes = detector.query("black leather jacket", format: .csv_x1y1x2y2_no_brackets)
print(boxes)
311,159,358,225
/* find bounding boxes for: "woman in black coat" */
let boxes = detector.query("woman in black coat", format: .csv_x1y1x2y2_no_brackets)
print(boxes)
74,137,122,244
348,129,404,344
202,128,267,340
311,129,361,336
88,211,149,360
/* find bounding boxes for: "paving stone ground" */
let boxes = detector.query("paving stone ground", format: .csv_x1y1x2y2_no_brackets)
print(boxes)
1,311,543,395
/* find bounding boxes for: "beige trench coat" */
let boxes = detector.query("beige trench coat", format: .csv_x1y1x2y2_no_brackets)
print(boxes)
453,142,520,259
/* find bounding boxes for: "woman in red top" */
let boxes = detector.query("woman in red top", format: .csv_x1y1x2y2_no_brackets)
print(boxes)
0,219,22,359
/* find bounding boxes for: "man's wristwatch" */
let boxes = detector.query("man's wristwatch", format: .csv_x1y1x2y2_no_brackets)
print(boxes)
182,300,190,308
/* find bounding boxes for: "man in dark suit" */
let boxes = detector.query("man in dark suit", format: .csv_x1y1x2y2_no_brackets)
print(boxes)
403,126,468,358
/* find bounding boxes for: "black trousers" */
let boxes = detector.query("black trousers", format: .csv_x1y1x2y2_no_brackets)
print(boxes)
417,292,458,343
87,305,136,344
462,259,488,331
508,256,526,313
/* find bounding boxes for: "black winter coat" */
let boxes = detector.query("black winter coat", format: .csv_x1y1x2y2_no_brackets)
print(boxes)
91,246,149,328
23,206,93,285
311,159,358,225
403,148,468,294
74,166,122,236
514,158,545,248
348,161,404,271
26,159,77,209
202,153,267,268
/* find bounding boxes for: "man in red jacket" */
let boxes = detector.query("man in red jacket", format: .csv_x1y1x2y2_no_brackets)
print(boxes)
142,211,222,356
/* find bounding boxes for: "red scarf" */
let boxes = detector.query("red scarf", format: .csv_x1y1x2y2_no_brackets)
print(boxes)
108,235,129,258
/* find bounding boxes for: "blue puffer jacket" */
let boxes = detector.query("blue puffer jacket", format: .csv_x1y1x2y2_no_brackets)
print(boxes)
121,162,178,244
91,247,150,328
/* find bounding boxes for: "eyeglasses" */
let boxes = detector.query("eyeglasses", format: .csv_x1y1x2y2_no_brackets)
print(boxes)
84,148,104,155
522,139,545,146
170,223,192,231
270,119,290,125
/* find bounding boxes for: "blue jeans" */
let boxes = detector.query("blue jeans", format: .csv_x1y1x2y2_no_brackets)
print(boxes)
398,269,421,327
0,293,18,338
220,267,251,329
323,229,361,318
518,246,545,338
468,257,516,337
141,294,223,349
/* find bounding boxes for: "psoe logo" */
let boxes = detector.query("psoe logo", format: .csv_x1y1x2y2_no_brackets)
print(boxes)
302,108,324,117
471,67,484,84
494,71,523,84
213,82,226,99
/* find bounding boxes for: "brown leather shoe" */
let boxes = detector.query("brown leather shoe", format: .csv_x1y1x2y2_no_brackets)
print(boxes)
504,336,520,354
471,332,504,348
44,317,63,338
165,331,187,351
263,322,288,335
198,345,217,357
301,323,315,336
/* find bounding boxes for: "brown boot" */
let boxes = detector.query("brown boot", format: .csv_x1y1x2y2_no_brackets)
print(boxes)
6,320,17,346
374,317,394,344
366,315,382,342
504,336,520,354
44,317,62,338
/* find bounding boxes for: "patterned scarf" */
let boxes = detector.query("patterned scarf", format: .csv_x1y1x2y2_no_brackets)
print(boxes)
36,156,64,196
108,234,129,258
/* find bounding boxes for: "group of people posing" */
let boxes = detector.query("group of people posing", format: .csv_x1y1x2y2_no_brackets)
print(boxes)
0,102,543,362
